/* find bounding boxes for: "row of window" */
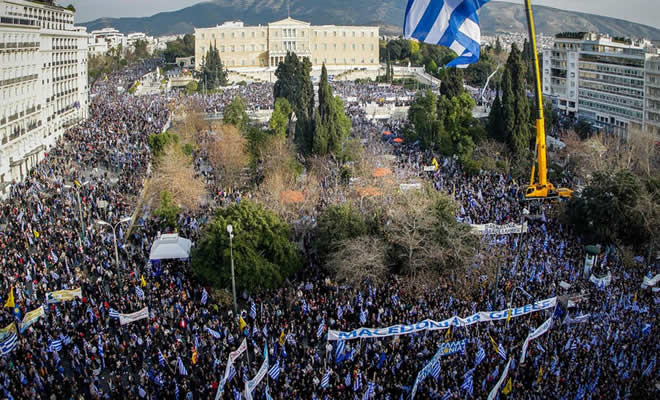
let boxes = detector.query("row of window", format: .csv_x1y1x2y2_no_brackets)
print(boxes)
204,42,376,54
579,98,643,120
579,88,643,109
201,29,376,40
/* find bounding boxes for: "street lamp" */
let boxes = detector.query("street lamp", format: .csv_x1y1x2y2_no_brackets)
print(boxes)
64,181,88,249
227,224,238,316
97,217,132,297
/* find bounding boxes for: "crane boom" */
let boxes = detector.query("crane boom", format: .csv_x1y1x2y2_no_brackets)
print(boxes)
523,0,572,200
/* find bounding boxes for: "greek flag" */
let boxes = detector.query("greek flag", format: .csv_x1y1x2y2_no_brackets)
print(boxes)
250,302,257,319
497,343,507,360
201,288,208,305
177,356,188,376
268,360,281,380
135,286,145,299
344,372,351,387
335,340,346,360
48,339,62,352
109,308,120,319
158,350,166,367
317,319,325,338
441,391,452,400
1,333,18,355
431,362,441,380
320,370,330,388
337,305,343,320
461,368,474,396
207,327,222,339
360,309,367,325
363,381,375,400
227,365,237,382
475,346,486,366
353,371,362,392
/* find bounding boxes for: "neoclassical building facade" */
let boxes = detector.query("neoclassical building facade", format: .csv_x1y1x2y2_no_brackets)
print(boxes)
194,17,379,70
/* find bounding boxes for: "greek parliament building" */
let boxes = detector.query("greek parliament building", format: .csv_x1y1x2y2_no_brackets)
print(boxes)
0,0,89,195
194,17,379,71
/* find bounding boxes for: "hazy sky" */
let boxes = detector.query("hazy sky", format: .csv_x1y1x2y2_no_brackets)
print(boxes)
69,0,658,28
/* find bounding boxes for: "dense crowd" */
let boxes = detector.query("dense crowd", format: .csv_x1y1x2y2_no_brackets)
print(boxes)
0,61,657,400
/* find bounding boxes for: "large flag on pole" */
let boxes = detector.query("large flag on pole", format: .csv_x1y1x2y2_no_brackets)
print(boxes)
403,0,491,68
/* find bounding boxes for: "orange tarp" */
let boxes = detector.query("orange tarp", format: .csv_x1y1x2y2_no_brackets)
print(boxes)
372,168,393,178
383,131,392,135
393,138,403,143
356,186,382,197
280,191,305,203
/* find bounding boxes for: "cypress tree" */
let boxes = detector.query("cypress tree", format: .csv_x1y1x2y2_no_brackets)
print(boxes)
500,44,531,155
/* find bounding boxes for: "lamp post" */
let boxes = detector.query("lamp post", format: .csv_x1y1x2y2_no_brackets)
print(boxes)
64,181,88,249
227,224,238,316
97,217,132,297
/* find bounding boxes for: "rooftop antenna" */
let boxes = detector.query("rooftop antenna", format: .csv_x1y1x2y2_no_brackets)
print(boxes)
287,0,290,18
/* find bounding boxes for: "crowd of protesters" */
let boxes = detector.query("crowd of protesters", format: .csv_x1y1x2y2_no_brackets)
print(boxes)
0,60,657,400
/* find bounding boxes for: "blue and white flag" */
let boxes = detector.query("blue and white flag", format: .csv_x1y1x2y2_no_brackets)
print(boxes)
317,319,325,338
475,346,486,366
108,308,120,319
320,370,330,388
403,0,491,68
207,327,222,339
135,286,145,299
431,361,441,380
177,356,188,376
158,350,166,367
48,339,62,352
201,288,208,305
268,360,280,380
250,302,257,320
353,371,362,392
461,368,474,396
359,309,367,325
1,333,18,355
335,340,346,361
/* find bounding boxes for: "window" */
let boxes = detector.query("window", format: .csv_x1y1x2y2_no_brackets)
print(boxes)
251,32,255,38
241,32,245,38
201,33,205,39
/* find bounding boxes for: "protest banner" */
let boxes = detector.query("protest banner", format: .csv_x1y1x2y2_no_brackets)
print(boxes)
46,287,82,304
119,307,149,326
328,297,557,341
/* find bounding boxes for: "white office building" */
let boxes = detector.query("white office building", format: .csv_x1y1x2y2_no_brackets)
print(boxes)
543,32,651,135
644,56,660,136
0,0,89,193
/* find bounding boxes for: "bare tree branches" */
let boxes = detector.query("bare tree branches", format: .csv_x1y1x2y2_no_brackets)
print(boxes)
327,236,389,286
206,123,249,191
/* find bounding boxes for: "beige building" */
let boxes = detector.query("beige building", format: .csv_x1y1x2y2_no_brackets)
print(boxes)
194,17,379,71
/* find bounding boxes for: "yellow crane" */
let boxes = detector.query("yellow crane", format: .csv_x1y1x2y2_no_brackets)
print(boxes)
523,0,572,200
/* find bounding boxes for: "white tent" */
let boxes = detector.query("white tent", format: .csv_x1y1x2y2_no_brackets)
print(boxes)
149,233,192,261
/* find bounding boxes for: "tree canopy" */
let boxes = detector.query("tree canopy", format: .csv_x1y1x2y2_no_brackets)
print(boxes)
192,201,302,291
163,34,195,63
200,44,228,91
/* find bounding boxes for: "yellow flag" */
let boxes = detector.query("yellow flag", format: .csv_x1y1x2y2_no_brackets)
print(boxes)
279,330,286,346
502,378,512,395
74,180,81,187
140,275,147,288
633,292,637,303
536,366,543,384
4,286,14,308
33,230,40,238
192,348,198,365
239,316,247,331
506,308,512,323
0,322,16,341
489,335,499,353
432,157,439,170
445,326,452,342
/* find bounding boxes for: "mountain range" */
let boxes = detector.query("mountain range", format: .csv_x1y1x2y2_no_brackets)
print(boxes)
81,0,660,40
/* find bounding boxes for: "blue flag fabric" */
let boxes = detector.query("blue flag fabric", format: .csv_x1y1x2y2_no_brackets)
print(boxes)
403,0,490,68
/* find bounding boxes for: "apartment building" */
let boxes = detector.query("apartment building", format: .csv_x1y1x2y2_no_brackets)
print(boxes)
0,0,89,193
194,17,379,70
644,56,660,136
542,32,651,134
